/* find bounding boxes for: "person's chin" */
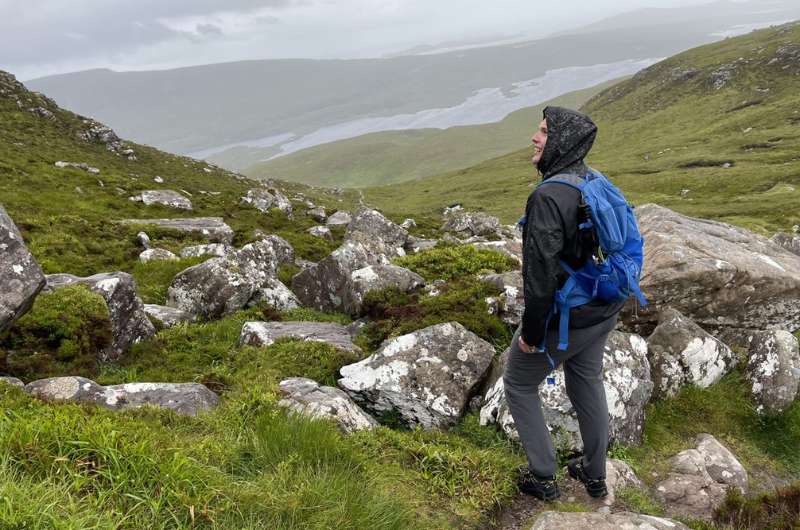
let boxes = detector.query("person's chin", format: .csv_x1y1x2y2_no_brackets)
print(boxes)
532,155,540,166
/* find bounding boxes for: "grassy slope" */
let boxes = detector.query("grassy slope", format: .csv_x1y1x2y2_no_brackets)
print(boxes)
242,81,619,188
365,22,800,235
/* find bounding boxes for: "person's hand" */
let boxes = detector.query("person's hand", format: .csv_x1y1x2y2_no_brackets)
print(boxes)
518,336,535,353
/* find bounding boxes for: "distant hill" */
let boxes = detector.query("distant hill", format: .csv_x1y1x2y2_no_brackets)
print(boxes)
240,80,620,188
24,0,800,161
365,21,800,235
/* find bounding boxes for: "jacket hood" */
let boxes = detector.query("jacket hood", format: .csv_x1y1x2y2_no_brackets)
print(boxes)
536,106,598,178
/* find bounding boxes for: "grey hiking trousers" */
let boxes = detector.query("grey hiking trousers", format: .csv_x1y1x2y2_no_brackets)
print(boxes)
503,314,617,479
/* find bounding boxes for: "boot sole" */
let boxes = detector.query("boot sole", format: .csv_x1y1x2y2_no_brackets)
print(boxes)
568,464,608,499
519,486,561,501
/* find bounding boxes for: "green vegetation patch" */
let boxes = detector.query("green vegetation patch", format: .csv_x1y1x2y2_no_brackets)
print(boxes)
394,244,518,282
715,482,800,529
0,285,111,380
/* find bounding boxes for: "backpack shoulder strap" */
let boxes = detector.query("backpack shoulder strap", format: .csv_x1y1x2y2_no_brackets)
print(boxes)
537,173,588,192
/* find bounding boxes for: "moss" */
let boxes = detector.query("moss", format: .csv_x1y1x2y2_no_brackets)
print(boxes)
394,244,518,282
0,285,112,380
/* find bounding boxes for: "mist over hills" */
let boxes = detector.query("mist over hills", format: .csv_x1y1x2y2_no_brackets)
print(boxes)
25,0,800,173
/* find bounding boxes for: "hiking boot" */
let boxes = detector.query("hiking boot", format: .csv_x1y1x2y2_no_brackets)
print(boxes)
516,466,561,501
567,457,608,498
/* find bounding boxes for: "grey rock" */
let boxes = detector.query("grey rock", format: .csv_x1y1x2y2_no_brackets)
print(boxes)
308,225,333,240
647,309,736,399
143,304,195,328
400,218,416,229
480,332,652,450
45,272,155,360
54,161,100,174
480,271,524,326
442,211,501,238
278,377,378,433
770,231,800,257
179,243,233,259
405,236,438,253
604,459,644,506
471,239,523,264
0,376,24,388
342,264,424,316
345,207,408,258
131,190,192,211
25,376,218,416
138,248,178,263
718,328,800,415
137,231,151,249
119,218,234,244
635,204,800,331
0,205,46,334
239,321,361,353
241,188,292,216
248,278,301,311
531,512,690,530
655,433,748,521
338,322,495,429
291,241,386,312
326,210,352,226
168,236,294,319
307,206,327,222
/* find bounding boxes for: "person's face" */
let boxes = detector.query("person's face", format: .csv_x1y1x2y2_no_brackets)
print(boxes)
531,118,548,165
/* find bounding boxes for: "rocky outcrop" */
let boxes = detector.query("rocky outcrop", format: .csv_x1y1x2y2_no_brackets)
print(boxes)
241,188,292,216
0,205,46,334
655,433,748,521
119,218,234,244
291,241,385,312
45,272,155,360
338,322,494,429
531,512,689,530
130,190,192,211
239,321,361,353
480,332,652,450
54,161,100,174
635,204,800,331
481,271,524,326
143,304,195,328
180,243,233,259
138,248,178,263
167,236,294,319
342,264,424,316
278,377,378,433
345,208,408,258
25,376,219,416
770,231,800,257
326,210,352,226
647,309,736,399
442,211,502,238
248,278,301,311
718,328,800,414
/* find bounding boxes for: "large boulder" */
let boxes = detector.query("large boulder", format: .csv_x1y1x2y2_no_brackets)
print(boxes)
337,322,495,429
635,204,800,331
647,309,736,399
278,377,378,434
45,272,155,361
770,231,800,257
239,321,361,353
119,218,234,244
718,328,800,414
655,433,748,521
25,376,219,416
442,211,502,238
531,512,690,530
345,208,408,258
167,236,294,319
130,190,192,211
480,331,653,450
480,271,524,326
248,278,301,311
0,376,24,388
326,210,352,226
0,205,46,334
342,264,424,316
291,241,385,312
241,188,292,216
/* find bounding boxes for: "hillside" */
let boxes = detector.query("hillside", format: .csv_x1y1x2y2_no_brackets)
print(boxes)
241,80,619,187
365,21,800,235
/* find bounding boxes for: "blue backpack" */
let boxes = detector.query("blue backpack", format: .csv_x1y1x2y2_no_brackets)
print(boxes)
534,168,647,353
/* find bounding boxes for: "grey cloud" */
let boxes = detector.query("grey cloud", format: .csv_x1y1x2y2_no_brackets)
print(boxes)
196,24,224,36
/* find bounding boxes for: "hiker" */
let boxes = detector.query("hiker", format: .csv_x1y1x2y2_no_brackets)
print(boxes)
504,106,643,501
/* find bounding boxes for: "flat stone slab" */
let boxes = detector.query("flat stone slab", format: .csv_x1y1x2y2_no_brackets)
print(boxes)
278,377,378,433
239,321,361,353
530,512,690,530
144,304,196,328
118,217,234,244
131,190,192,211
25,376,219,416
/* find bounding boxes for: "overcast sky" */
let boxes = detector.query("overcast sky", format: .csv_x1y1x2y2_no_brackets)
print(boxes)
2,0,733,80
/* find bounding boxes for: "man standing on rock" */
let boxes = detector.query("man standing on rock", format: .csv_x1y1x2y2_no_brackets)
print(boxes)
503,107,624,501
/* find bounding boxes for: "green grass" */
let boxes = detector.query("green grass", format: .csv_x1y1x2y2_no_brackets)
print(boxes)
394,244,518,282
243,80,619,188
364,22,800,235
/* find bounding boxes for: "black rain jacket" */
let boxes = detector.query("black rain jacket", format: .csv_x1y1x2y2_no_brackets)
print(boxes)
520,106,623,347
